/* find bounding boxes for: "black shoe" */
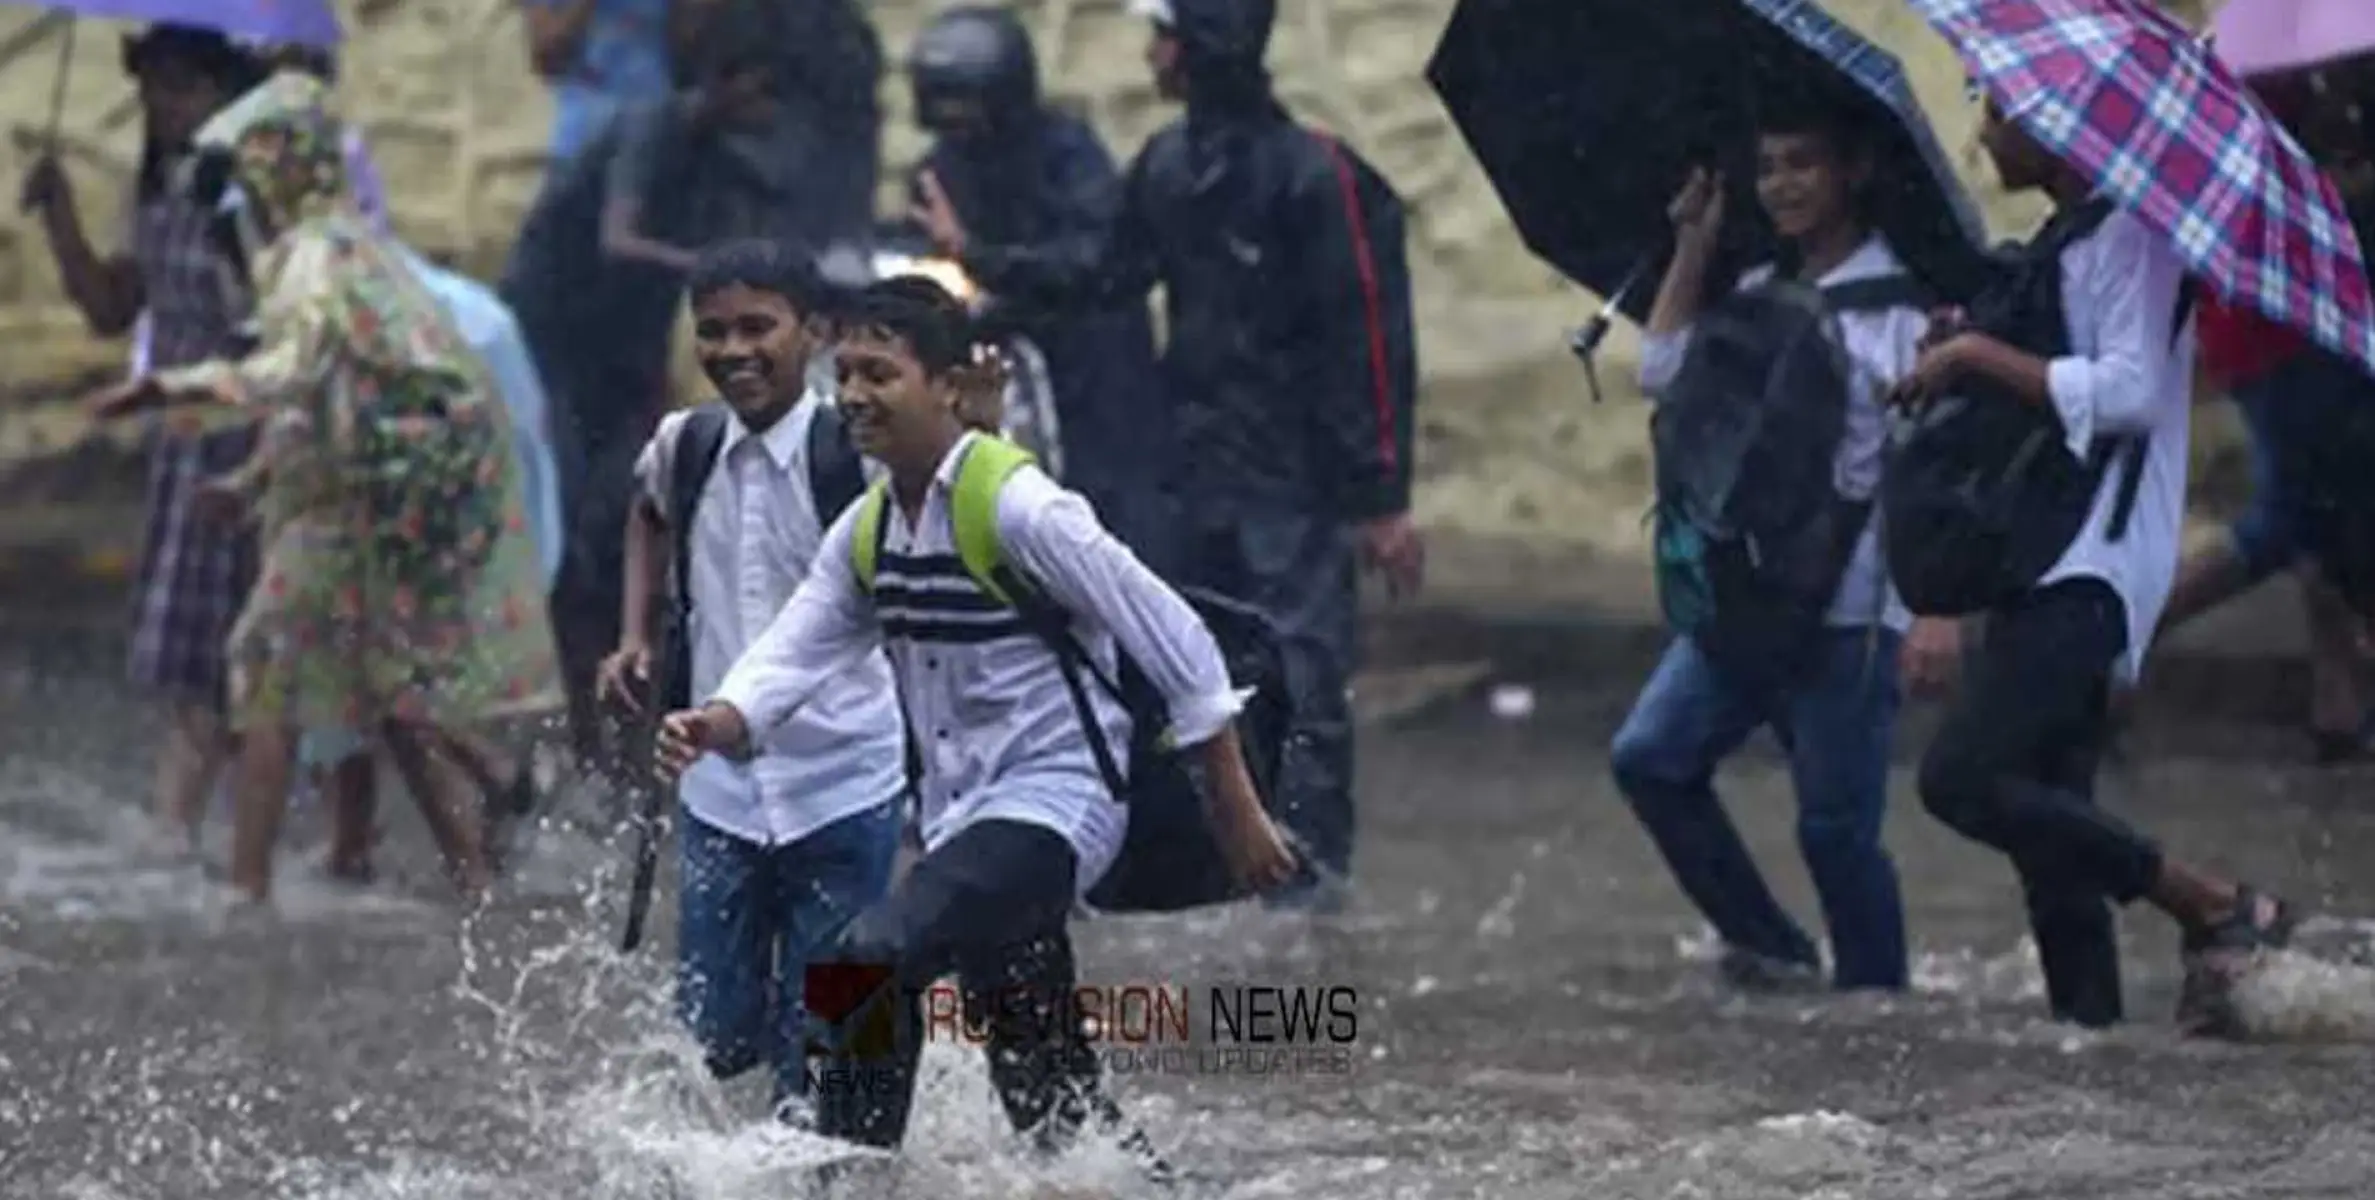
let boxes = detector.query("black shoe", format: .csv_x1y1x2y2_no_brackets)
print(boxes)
2176,885,2300,1039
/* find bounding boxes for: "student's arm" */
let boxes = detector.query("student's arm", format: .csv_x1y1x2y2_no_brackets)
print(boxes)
521,0,598,80
707,508,885,741
20,158,142,336
1917,217,2186,447
999,482,1244,750
620,415,681,651
136,239,341,430
599,103,700,273
1639,169,1727,396
2039,216,2189,441
958,143,1161,311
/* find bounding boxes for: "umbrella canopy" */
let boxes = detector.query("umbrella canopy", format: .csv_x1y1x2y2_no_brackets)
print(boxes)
2212,0,2375,78
29,0,341,47
1426,0,1991,317
1913,0,2375,373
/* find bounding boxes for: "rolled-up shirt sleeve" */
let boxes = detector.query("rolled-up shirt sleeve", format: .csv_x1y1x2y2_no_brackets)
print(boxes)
998,480,1244,748
1637,327,1695,397
632,410,685,516
711,505,883,734
2044,213,2188,456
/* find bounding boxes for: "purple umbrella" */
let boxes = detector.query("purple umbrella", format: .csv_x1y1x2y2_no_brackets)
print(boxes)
2214,0,2375,78
34,0,343,47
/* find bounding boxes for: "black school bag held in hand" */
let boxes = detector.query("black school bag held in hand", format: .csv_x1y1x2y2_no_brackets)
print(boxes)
1651,272,1928,687
1881,199,2168,618
657,398,868,710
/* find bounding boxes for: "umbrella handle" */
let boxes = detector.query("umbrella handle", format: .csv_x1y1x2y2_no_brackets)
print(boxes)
1566,253,1657,404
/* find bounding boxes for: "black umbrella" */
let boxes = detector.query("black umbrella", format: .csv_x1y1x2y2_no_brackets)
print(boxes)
1427,0,1991,329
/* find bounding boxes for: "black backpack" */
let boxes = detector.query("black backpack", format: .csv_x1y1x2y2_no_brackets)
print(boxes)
1313,131,1421,504
1012,575,1296,915
1881,200,2175,617
1651,272,1930,685
658,398,868,710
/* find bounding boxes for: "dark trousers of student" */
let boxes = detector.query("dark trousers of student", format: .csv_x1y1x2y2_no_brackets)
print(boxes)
1186,511,1359,887
1917,579,2166,1027
809,819,1116,1151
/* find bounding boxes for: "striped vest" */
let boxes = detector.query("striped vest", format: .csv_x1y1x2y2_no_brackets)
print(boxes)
850,435,1041,638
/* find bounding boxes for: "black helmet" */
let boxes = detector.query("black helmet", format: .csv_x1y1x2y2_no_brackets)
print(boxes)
907,6,1039,137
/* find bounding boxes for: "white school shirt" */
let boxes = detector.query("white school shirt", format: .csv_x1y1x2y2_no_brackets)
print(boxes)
634,391,907,847
712,432,1244,893
2033,206,2196,685
1636,235,1928,631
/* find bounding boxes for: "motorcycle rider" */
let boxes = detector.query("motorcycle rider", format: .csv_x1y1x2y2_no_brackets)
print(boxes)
903,5,1178,577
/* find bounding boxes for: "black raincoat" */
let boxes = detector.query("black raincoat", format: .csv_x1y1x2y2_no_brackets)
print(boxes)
963,0,1408,523
917,111,1175,568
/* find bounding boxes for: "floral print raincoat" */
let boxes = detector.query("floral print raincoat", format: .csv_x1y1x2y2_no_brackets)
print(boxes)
156,72,558,734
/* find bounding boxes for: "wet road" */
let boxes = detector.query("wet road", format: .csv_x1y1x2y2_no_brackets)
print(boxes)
4,614,2374,1200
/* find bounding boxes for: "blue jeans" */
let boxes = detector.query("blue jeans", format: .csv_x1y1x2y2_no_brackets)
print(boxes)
1610,629,1909,990
676,799,901,1107
2229,348,2375,584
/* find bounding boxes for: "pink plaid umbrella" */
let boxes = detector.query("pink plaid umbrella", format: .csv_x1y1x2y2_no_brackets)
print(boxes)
1911,0,2375,374
2212,0,2375,78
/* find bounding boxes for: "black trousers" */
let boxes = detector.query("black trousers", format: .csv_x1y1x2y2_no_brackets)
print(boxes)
808,819,1114,1151
1917,579,2165,1027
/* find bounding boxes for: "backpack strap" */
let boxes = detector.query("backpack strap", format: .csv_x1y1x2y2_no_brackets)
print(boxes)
668,403,735,614
1818,274,1932,315
851,479,888,592
660,402,733,709
845,432,1141,801
947,434,1037,604
2038,197,2118,257
805,397,867,526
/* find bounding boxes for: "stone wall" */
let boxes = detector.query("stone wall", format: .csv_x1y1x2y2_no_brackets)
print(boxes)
0,0,2228,544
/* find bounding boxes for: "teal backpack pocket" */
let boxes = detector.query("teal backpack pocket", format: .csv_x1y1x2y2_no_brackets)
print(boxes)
1653,505,1715,636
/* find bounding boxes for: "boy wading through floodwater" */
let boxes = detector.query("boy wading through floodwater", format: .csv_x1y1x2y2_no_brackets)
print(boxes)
657,278,1297,1172
1615,99,1954,994
1886,99,2297,1035
600,240,903,1120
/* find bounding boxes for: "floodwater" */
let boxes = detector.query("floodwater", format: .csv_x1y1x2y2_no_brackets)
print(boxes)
4,613,2375,1200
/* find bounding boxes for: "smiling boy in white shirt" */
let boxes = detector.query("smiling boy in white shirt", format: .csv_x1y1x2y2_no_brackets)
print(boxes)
599,239,905,1119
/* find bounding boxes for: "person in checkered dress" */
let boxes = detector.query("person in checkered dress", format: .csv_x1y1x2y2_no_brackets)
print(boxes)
18,25,267,854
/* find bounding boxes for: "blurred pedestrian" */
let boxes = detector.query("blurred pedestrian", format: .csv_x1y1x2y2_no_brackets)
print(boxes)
517,2,878,779
18,25,267,858
521,0,687,166
83,72,559,907
2157,68,2375,765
